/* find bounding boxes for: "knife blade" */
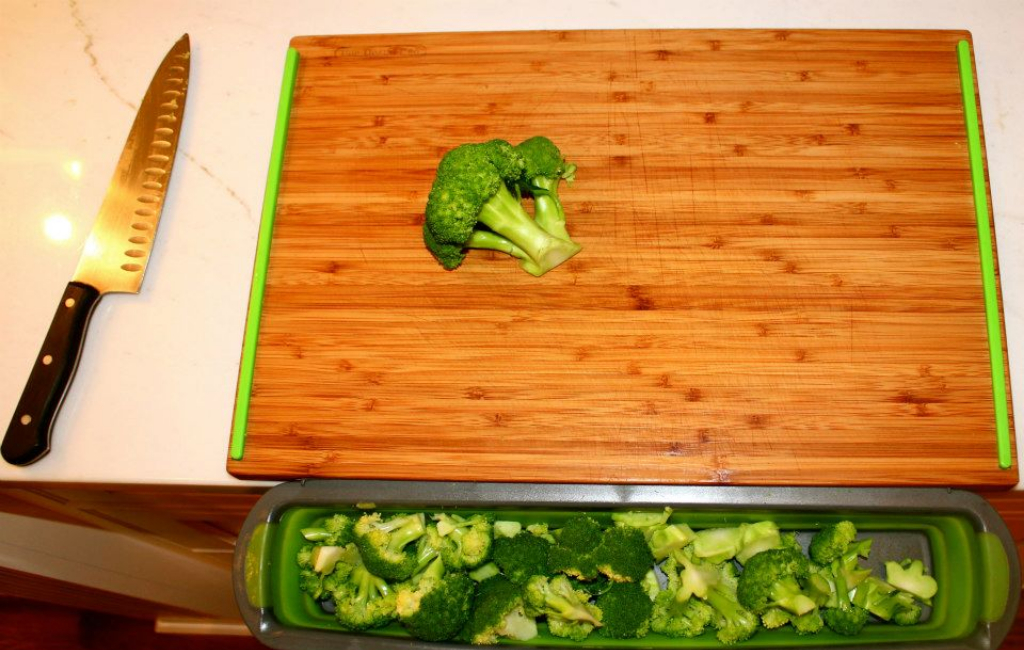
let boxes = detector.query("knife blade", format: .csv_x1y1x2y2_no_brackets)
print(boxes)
2,34,191,466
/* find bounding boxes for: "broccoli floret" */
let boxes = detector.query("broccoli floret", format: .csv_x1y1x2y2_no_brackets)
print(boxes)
821,558,869,636
612,508,696,561
853,576,923,624
568,573,612,596
760,607,791,630
434,513,494,570
836,539,874,591
301,513,355,545
809,521,858,565
526,523,556,543
691,526,745,564
467,576,538,644
594,525,655,583
525,575,603,641
332,562,398,631
595,581,653,639
515,136,578,243
297,542,359,600
354,512,426,581
422,224,535,272
671,546,722,601
395,557,475,641
492,531,551,585
424,140,580,276
735,521,782,564
493,520,522,539
792,609,825,634
548,514,603,580
651,586,716,638
704,579,759,645
737,547,818,616
886,559,938,602
779,531,802,553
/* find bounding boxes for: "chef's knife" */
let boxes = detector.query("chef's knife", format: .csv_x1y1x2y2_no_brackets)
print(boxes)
2,35,191,466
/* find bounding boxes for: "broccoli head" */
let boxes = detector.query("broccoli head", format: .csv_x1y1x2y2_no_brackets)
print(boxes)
595,581,653,639
332,562,398,631
594,525,655,583
492,531,551,585
886,559,938,602
395,557,475,641
736,547,818,616
297,542,359,600
704,580,759,646
820,558,870,636
434,513,494,570
547,514,603,580
651,587,716,638
524,575,603,641
853,576,923,625
809,520,858,565
354,512,426,581
300,513,355,545
424,140,580,276
515,136,578,243
467,576,538,645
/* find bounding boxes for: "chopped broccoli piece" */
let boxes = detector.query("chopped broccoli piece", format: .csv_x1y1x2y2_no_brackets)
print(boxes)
670,546,722,602
611,507,672,530
760,607,791,630
548,514,603,580
332,562,398,631
853,576,923,624
809,521,858,565
737,547,818,616
792,609,825,635
594,525,655,583
705,579,759,645
423,224,535,272
424,140,580,276
353,512,426,581
526,523,556,543
467,576,538,644
434,513,494,570
469,562,501,582
595,581,653,639
515,136,579,243
692,526,745,564
886,559,938,602
395,557,475,641
525,575,603,641
297,542,359,600
568,573,612,597
493,520,522,539
652,589,716,638
492,531,551,585
649,523,696,561
300,513,355,545
735,521,783,564
821,558,870,636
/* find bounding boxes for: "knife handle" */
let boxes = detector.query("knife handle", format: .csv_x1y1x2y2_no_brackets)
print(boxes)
2,282,101,466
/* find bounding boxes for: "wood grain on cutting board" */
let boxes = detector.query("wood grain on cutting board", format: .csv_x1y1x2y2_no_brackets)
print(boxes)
229,29,1016,486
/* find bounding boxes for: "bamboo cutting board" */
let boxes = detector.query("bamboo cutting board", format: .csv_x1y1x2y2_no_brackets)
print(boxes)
228,29,1016,486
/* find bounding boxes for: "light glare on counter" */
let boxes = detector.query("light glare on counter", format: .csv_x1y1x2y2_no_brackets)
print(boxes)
65,160,84,180
43,213,73,242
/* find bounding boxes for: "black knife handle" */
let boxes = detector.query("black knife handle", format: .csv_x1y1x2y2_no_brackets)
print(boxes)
2,282,101,466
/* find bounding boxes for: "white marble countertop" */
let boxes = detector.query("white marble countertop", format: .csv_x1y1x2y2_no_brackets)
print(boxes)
1,0,1022,488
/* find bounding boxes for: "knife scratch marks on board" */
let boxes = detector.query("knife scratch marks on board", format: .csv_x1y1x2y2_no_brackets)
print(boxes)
69,0,136,110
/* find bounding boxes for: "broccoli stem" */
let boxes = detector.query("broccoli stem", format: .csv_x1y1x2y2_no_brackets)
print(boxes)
477,183,579,275
353,565,391,605
465,230,532,262
529,176,572,242
380,515,425,554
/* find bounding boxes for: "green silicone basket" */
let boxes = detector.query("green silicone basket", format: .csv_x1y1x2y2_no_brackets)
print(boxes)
233,482,1018,650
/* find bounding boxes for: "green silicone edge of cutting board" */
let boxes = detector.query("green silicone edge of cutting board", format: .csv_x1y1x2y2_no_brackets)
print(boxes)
266,506,984,647
230,47,300,461
957,40,1012,470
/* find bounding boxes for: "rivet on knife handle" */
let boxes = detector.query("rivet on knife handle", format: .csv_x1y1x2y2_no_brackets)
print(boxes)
2,283,101,465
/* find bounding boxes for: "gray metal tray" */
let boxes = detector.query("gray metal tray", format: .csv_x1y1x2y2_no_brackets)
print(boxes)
233,482,1019,650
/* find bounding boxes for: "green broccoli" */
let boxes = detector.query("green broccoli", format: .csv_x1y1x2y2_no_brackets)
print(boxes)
514,136,578,243
568,573,612,596
691,526,745,564
526,523,556,543
434,513,494,570
759,607,791,630
525,575,603,641
353,512,426,581
395,557,475,641
424,140,580,276
736,547,818,617
809,520,858,565
300,513,355,545
595,581,653,639
835,539,874,591
704,570,760,646
671,546,722,602
492,531,551,585
735,521,783,564
885,559,938,603
853,576,923,625
422,223,535,272
820,558,870,636
297,542,359,600
332,561,398,631
610,507,672,530
469,562,501,582
612,507,695,561
594,525,654,583
467,576,538,644
792,609,825,634
548,514,603,580
651,589,716,638
493,520,522,539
